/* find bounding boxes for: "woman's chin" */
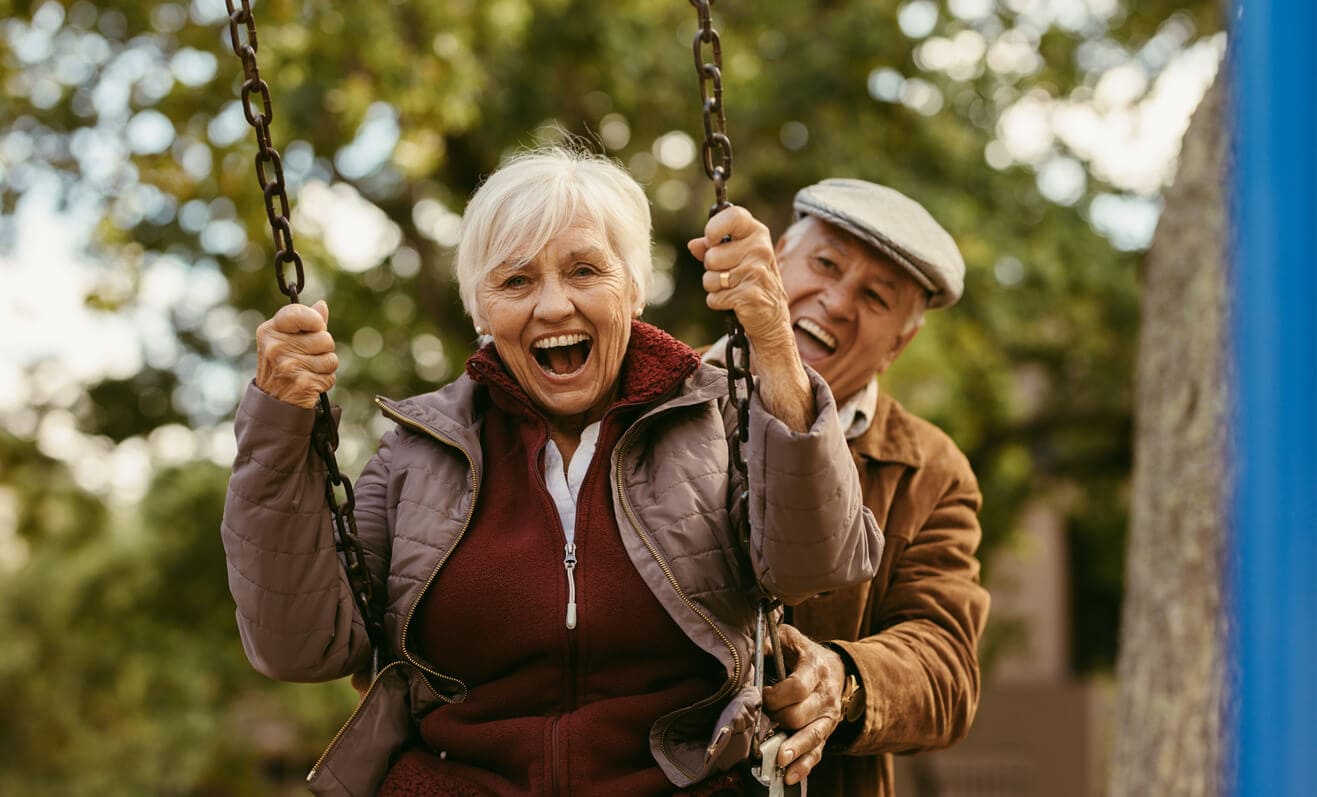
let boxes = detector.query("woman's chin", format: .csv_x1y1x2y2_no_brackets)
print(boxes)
530,369,605,421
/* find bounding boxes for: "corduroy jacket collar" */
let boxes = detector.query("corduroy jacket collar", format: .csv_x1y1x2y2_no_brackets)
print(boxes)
849,390,924,469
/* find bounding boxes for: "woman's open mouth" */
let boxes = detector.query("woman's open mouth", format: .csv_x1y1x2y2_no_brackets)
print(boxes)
531,333,593,376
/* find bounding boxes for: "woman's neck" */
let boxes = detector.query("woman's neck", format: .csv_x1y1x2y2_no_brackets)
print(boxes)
546,409,601,467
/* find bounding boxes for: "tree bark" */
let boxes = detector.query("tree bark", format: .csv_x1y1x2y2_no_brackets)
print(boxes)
1107,74,1229,797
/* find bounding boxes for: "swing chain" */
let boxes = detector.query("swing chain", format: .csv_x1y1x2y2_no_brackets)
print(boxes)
689,0,734,216
223,0,384,663
689,1,753,486
224,0,304,303
688,6,800,789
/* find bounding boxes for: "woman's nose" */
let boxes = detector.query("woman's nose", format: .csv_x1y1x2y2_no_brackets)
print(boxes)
533,276,574,320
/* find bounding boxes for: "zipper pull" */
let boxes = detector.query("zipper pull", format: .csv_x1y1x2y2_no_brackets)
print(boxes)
564,542,578,630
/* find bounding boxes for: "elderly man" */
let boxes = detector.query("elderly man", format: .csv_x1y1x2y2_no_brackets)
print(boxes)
691,178,990,796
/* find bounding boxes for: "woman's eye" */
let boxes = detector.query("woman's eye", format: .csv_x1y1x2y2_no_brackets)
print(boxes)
572,264,597,277
503,275,529,289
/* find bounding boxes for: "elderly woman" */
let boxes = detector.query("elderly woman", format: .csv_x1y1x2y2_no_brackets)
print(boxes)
221,148,881,796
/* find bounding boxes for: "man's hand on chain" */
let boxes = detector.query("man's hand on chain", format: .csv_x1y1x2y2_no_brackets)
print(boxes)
761,623,848,786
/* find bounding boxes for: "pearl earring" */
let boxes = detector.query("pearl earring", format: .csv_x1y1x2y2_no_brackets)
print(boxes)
474,326,484,335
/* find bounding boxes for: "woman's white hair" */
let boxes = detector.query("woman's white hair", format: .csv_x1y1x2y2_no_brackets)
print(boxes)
455,146,654,327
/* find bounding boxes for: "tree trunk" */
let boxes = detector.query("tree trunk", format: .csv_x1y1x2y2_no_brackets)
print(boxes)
1107,75,1228,796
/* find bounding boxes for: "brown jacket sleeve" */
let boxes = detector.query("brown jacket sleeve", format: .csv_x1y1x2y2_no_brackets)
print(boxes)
831,440,989,754
220,382,392,682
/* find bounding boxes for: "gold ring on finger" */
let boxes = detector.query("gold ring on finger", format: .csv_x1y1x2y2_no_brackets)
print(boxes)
719,271,730,290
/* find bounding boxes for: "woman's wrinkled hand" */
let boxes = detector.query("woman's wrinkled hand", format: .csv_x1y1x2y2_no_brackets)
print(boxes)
254,300,338,408
687,205,794,352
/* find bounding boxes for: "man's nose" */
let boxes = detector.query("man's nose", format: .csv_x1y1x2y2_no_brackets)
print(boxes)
818,281,856,321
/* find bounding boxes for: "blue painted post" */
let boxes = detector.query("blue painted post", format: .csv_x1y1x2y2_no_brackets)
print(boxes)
1231,0,1317,794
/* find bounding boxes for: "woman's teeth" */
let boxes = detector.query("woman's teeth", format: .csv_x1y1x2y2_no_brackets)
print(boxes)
533,333,591,349
532,334,592,375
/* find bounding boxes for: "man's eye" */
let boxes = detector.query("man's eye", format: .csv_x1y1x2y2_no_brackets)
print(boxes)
814,256,839,272
864,290,890,310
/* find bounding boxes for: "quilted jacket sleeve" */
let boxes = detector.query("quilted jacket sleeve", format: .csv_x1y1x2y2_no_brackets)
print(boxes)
742,366,883,604
220,382,392,683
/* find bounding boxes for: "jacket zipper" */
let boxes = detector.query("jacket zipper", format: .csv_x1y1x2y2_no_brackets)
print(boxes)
307,660,405,782
563,541,578,629
375,398,481,693
612,423,743,780
534,454,580,632
309,398,481,778
550,715,563,795
533,463,578,706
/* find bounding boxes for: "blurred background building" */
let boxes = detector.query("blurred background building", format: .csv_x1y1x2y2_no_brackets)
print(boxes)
898,504,1112,796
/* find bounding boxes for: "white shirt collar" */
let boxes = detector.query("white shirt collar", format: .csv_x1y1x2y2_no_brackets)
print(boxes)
836,376,879,440
542,421,601,546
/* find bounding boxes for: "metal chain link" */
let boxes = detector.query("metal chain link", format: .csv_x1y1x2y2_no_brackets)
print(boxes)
690,0,734,217
689,0,753,483
224,0,383,665
688,2,792,769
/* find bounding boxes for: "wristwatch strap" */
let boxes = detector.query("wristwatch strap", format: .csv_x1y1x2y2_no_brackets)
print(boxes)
824,642,866,726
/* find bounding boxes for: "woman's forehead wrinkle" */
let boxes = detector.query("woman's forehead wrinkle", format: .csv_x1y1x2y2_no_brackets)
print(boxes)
490,258,528,278
564,246,609,265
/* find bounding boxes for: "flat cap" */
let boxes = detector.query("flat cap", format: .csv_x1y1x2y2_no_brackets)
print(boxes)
793,178,965,308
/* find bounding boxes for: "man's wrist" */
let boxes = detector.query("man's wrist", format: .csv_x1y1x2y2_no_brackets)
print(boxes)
825,641,865,747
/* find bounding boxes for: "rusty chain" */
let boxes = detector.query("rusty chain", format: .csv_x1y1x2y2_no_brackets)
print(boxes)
690,0,733,216
689,0,753,483
223,0,383,666
688,5,794,774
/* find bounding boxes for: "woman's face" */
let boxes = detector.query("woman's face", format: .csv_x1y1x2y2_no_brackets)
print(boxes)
477,215,639,429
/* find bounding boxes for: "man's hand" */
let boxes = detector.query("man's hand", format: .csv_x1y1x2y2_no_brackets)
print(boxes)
762,623,848,786
254,300,338,408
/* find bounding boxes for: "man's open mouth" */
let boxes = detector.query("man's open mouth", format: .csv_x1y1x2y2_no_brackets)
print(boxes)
532,333,593,376
795,318,837,353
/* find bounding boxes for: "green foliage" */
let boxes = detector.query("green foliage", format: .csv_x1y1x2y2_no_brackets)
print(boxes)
0,0,1220,790
0,439,357,794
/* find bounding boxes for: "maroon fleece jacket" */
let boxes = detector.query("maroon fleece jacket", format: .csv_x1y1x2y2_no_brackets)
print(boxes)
378,325,736,796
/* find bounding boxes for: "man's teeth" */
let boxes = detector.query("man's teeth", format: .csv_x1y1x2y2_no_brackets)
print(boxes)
532,333,591,349
796,319,837,351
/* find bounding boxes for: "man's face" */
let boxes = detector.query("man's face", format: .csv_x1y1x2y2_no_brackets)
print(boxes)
777,216,926,402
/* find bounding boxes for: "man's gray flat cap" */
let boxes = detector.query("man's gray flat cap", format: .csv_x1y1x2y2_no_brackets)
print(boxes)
793,178,965,308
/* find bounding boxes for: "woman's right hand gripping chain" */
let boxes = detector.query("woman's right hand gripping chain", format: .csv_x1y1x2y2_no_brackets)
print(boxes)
254,300,339,408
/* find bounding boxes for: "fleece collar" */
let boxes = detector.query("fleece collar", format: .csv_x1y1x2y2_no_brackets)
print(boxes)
464,320,702,420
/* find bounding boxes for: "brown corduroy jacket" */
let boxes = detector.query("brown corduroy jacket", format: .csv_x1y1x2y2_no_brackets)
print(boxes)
788,390,989,797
